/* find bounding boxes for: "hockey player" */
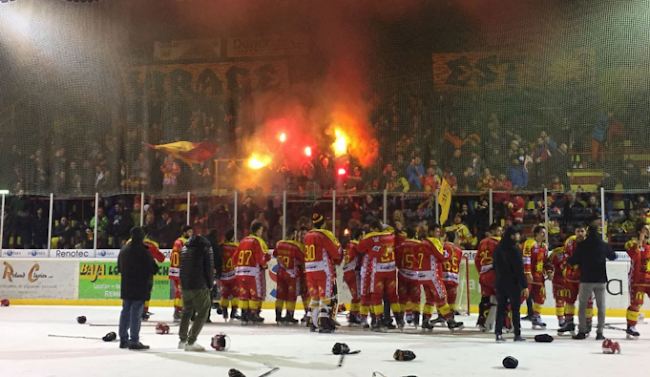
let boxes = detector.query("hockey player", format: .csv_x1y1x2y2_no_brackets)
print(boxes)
548,245,568,327
342,229,364,326
358,236,375,329
475,223,502,331
442,231,464,315
302,214,342,333
558,224,594,336
235,223,270,324
169,225,192,321
358,220,403,331
521,226,552,329
625,223,650,339
395,228,422,328
273,227,304,325
218,230,240,322
421,224,464,331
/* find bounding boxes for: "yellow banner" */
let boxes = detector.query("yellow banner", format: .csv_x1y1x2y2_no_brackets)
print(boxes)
438,178,453,225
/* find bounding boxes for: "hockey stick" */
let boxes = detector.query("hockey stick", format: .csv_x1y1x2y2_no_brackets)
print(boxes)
48,334,103,340
604,324,627,332
259,363,279,377
338,354,345,367
89,322,179,327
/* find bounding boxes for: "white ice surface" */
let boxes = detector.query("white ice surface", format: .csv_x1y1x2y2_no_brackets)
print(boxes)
1,306,648,377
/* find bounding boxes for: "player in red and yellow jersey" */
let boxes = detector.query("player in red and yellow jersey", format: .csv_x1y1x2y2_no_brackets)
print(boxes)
442,231,464,314
475,223,502,330
302,214,342,333
296,227,311,325
343,229,364,326
218,229,240,322
548,245,568,327
625,223,650,339
273,227,304,325
169,225,192,321
235,222,270,324
421,224,464,331
521,226,552,329
358,220,402,331
395,228,422,328
558,223,593,336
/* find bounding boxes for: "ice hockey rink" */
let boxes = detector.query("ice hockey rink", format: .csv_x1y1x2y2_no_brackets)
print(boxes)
1,305,648,377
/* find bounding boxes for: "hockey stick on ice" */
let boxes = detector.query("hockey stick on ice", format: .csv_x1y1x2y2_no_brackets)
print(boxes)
259,363,279,377
48,334,103,340
604,324,627,332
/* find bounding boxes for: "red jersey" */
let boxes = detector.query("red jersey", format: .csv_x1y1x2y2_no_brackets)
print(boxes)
302,228,342,273
422,237,446,277
563,236,581,283
505,196,525,223
547,246,567,286
145,239,165,263
343,240,360,274
274,240,304,277
626,239,650,287
442,242,463,284
395,239,423,282
235,235,269,275
522,238,550,283
475,236,500,275
358,230,396,273
220,241,239,280
168,236,187,281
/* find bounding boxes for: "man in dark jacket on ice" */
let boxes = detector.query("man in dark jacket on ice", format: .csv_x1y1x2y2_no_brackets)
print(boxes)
494,225,529,342
118,227,159,350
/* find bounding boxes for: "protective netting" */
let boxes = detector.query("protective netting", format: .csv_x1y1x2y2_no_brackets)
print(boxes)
2,0,650,250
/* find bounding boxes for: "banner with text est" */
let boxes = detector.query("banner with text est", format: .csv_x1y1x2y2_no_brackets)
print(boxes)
78,261,171,300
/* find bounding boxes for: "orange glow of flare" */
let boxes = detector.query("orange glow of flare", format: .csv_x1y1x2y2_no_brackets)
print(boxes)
248,154,272,170
333,129,347,155
279,133,286,142
344,228,350,236
338,168,347,176
304,146,312,157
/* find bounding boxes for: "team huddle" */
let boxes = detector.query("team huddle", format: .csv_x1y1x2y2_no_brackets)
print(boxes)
167,215,650,337
475,222,650,339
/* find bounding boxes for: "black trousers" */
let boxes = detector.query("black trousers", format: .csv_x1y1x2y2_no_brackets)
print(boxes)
495,284,522,336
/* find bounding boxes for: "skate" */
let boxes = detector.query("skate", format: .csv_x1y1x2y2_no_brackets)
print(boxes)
405,313,413,325
521,313,533,321
413,312,420,329
532,316,547,330
283,311,299,325
230,309,241,323
432,314,446,327
275,309,284,325
308,316,318,332
347,313,362,327
384,317,397,330
216,306,224,315
446,318,464,332
627,325,640,340
361,317,370,329
558,319,566,328
318,317,337,333
301,313,309,325
223,307,229,321
240,310,250,326
372,315,386,332
391,313,404,331
421,315,434,331
452,310,461,316
173,310,182,323
141,311,151,321
250,311,265,324
557,320,576,336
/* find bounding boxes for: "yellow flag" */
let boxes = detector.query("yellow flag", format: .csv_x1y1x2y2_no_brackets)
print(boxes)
438,178,453,225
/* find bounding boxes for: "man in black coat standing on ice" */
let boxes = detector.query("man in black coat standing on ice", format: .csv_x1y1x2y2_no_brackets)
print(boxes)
494,225,529,342
117,226,159,350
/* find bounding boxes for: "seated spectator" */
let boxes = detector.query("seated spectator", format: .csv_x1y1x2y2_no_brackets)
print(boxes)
476,168,495,192
387,170,409,193
548,175,564,191
492,173,513,191
406,157,425,191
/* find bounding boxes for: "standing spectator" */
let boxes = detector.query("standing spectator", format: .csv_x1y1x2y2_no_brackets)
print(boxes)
110,204,134,248
568,225,616,340
316,157,335,191
591,112,611,166
91,207,109,244
506,159,528,189
161,156,181,195
53,216,72,249
563,190,585,226
551,143,573,191
494,226,528,342
32,207,49,249
117,227,159,350
423,167,439,192
459,167,478,193
178,234,215,351
406,157,425,191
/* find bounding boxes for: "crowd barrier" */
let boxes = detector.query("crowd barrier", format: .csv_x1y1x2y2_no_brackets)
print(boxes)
2,251,648,317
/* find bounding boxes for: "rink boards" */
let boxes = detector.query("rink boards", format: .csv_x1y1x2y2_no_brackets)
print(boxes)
1,250,648,316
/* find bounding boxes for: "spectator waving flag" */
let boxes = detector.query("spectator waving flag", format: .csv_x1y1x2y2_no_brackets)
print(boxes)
438,178,453,225
144,141,219,165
